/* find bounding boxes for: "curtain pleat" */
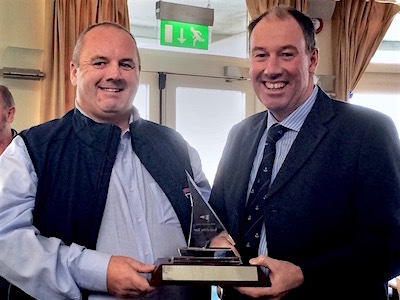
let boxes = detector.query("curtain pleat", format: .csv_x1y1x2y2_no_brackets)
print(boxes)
40,0,130,122
332,0,400,101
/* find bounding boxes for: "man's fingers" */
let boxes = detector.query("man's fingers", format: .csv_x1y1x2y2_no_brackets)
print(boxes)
226,234,235,246
128,259,156,273
249,255,272,266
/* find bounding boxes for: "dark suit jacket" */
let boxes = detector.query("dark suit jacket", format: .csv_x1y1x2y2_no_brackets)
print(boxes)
210,87,400,299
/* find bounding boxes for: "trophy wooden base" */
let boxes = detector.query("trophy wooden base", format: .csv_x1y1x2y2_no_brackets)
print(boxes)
150,257,271,287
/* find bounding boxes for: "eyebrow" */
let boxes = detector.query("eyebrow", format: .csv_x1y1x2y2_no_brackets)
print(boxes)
120,58,136,63
90,56,136,63
251,46,266,52
251,45,299,53
90,55,108,62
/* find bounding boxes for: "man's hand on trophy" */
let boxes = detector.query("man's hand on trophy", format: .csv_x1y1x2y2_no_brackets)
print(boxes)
209,231,240,257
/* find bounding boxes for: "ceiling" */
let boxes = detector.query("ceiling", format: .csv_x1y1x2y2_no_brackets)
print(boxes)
127,0,347,57
127,0,340,46
128,0,248,41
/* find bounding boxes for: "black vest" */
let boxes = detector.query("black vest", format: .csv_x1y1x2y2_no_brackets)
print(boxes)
13,109,195,299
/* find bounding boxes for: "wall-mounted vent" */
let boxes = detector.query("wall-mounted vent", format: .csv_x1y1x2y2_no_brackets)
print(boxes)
0,67,44,80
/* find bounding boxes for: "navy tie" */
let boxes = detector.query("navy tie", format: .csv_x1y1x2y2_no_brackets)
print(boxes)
239,124,288,262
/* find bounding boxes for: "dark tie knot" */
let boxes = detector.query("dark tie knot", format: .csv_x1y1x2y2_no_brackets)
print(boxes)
267,124,288,144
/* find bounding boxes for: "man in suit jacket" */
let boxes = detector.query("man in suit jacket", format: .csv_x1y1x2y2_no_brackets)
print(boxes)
209,6,400,300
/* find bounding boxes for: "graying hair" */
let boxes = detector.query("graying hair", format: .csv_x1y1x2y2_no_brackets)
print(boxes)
0,85,15,108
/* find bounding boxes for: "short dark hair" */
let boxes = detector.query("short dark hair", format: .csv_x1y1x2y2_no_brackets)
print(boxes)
0,85,15,108
72,22,141,71
248,6,316,54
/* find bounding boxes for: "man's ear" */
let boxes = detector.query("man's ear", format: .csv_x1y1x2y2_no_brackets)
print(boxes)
309,48,319,72
70,61,78,86
7,107,15,123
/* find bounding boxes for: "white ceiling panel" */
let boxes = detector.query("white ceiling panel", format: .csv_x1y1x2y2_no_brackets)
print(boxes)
128,0,248,37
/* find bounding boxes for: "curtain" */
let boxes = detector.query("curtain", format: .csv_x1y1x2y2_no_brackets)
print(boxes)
246,0,309,20
41,0,130,122
332,0,400,101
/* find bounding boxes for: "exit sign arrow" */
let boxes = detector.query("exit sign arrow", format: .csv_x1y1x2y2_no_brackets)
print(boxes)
178,28,186,44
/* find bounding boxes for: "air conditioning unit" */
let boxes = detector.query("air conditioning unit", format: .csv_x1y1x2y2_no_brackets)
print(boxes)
0,67,44,80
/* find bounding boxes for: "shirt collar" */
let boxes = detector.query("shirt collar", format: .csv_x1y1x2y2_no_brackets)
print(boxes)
267,85,318,132
74,100,141,135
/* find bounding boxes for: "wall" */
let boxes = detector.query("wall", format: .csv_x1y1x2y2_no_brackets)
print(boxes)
0,0,45,132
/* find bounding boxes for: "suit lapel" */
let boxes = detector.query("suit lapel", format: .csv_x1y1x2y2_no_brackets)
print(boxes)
240,114,267,187
226,112,267,237
268,90,335,197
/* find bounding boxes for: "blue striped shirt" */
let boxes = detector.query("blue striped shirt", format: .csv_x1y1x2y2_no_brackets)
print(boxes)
248,86,318,258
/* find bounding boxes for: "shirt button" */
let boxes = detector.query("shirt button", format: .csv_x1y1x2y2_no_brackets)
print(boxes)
138,218,143,224
144,251,149,256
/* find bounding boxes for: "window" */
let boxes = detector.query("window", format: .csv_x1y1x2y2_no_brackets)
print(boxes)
175,87,246,184
351,13,400,137
350,93,400,137
370,13,400,64
134,84,149,120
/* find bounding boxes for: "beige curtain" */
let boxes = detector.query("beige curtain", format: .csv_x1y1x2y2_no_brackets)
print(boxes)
41,0,130,122
332,0,400,101
246,0,309,20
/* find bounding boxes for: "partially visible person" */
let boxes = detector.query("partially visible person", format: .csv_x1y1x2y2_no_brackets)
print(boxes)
0,84,17,299
209,6,400,300
0,22,211,299
0,85,17,155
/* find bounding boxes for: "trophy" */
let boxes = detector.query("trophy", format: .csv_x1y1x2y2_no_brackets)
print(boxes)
150,171,270,287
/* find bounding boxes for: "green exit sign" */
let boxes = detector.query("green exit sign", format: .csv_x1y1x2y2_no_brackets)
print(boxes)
160,20,209,50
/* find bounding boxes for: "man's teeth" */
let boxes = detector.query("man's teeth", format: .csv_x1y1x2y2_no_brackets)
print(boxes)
102,88,121,92
265,82,285,89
